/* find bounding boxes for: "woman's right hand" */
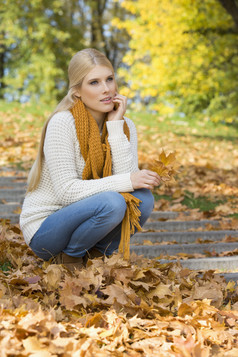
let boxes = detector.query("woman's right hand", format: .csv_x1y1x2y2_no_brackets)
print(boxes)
130,170,161,190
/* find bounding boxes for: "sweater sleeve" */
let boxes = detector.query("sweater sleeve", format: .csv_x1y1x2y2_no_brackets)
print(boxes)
43,112,134,206
106,117,139,175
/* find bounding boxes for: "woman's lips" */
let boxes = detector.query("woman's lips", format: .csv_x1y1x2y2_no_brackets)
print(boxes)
100,97,112,103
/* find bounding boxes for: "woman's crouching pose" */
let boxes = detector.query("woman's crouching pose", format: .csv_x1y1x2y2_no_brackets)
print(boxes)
20,48,160,271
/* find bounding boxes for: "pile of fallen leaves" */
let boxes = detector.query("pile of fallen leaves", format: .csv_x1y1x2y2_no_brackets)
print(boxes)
1,221,238,356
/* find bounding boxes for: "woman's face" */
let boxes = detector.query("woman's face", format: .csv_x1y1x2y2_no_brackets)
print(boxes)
77,65,117,122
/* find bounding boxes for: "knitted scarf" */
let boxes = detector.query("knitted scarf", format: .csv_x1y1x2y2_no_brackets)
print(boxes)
71,99,142,259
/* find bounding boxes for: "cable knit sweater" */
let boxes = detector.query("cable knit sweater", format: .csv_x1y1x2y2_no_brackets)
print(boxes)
20,110,138,246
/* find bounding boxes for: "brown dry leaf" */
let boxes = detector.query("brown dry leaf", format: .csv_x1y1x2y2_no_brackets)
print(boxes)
147,284,172,299
0,282,7,298
102,283,133,305
173,337,210,357
143,240,153,245
192,283,224,308
215,204,234,215
43,264,63,290
22,336,51,356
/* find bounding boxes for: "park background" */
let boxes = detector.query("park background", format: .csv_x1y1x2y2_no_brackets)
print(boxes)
1,1,238,355
0,0,238,216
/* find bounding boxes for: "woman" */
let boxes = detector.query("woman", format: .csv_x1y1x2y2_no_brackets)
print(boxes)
20,48,160,270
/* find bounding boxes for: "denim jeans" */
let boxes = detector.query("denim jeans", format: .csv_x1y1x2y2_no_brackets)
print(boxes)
30,189,154,260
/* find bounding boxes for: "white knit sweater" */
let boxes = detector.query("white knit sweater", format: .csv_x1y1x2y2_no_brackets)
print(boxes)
20,110,138,246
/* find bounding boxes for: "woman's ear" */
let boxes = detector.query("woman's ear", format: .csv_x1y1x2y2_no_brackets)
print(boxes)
74,89,81,99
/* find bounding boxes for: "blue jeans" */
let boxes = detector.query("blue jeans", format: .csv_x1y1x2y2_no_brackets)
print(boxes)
30,189,154,260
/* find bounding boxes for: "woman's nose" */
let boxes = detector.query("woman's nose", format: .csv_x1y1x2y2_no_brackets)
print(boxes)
102,82,109,92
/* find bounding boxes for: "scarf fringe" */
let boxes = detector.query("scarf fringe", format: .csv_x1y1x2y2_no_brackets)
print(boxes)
119,193,142,259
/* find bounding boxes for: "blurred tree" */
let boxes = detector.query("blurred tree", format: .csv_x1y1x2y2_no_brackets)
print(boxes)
115,0,238,123
0,0,73,103
0,0,130,103
87,0,130,69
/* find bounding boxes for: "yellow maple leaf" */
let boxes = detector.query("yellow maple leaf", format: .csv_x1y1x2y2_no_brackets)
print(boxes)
150,150,179,183
159,150,176,167
151,160,170,180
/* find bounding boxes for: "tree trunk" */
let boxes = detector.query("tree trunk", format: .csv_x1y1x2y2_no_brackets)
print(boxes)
0,34,6,99
217,0,238,30
90,0,108,52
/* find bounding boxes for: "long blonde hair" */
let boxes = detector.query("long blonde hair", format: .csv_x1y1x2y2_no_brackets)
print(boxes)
27,48,115,192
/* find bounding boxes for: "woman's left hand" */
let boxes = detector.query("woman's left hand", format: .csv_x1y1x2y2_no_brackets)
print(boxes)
107,93,127,121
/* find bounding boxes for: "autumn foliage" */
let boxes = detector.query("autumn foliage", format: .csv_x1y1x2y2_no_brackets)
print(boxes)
115,0,238,123
1,221,238,356
150,150,179,184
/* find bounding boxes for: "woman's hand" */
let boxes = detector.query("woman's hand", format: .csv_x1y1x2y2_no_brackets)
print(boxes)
107,93,127,121
130,170,161,190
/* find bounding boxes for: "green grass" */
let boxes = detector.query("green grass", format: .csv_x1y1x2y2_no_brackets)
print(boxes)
229,213,238,219
153,191,226,212
0,100,53,117
181,191,225,211
128,110,238,140
153,193,172,202
0,261,12,272
1,100,237,141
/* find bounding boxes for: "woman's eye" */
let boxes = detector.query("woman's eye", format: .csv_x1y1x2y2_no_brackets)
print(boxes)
107,77,113,82
90,81,98,85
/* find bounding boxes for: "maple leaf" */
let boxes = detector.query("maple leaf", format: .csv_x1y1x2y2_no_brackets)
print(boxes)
159,150,177,167
102,283,134,305
43,265,63,290
151,161,170,180
149,150,179,184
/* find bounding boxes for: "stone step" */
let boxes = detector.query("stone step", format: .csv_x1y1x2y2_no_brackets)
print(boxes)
132,230,238,244
0,197,24,204
0,188,26,196
149,211,179,220
0,182,27,189
0,176,27,183
0,188,25,204
0,176,27,181
0,204,21,213
131,242,238,257
157,256,238,271
144,219,220,231
0,213,20,223
218,272,238,283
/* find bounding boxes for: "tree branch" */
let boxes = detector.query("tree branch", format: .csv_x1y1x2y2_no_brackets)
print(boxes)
184,27,238,35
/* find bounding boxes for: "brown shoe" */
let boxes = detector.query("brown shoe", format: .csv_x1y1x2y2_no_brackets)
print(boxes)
84,248,105,265
53,252,84,271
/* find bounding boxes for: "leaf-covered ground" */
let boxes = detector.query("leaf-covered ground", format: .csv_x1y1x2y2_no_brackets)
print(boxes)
1,103,238,355
1,221,238,356
1,103,238,217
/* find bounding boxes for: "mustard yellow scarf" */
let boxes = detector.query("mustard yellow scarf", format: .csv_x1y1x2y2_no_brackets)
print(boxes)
71,99,141,259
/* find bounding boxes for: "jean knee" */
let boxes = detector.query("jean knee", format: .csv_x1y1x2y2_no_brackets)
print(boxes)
142,189,154,213
133,189,154,225
99,192,127,223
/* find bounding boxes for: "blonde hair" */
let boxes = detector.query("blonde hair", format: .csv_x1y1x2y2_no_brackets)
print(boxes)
27,48,115,192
